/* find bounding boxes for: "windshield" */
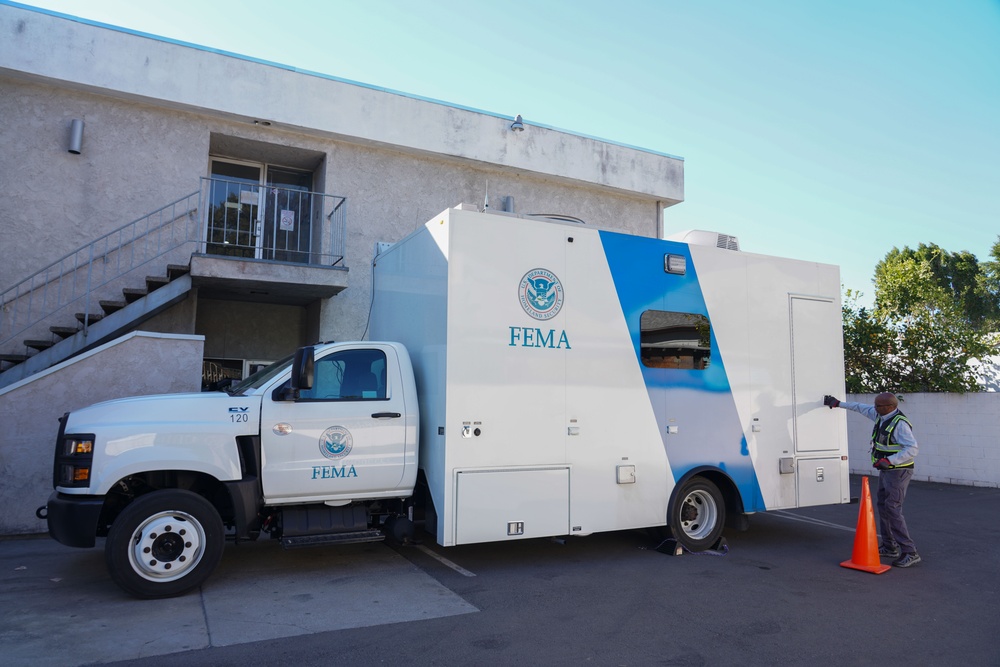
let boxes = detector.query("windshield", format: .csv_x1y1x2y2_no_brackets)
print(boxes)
227,351,296,395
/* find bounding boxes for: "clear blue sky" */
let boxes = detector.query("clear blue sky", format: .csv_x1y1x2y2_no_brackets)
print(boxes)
17,0,1000,303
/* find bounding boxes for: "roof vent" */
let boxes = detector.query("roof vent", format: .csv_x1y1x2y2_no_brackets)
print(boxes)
665,230,740,251
525,213,586,225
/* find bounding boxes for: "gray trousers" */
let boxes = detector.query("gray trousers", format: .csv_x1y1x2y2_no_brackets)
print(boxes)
877,467,916,554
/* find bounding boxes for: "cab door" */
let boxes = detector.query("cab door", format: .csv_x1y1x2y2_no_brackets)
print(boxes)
260,346,408,503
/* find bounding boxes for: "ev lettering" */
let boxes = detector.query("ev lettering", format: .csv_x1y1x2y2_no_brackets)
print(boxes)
508,326,571,349
311,465,359,479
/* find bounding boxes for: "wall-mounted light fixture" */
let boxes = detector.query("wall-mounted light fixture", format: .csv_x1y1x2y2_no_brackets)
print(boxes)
510,114,524,132
68,118,84,154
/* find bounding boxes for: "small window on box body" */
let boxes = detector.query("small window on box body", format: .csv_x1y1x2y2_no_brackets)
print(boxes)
640,310,711,370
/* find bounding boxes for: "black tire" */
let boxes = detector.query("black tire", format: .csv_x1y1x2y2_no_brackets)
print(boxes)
105,489,224,599
669,477,725,552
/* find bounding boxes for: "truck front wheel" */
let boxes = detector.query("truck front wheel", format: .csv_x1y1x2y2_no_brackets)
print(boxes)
105,489,224,599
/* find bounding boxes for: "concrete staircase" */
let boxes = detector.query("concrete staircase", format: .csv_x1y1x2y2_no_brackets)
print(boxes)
0,264,192,390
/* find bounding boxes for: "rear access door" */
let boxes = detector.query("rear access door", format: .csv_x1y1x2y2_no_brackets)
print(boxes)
789,295,848,506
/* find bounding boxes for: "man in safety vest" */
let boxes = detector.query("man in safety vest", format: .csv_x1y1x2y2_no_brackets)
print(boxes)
824,392,921,568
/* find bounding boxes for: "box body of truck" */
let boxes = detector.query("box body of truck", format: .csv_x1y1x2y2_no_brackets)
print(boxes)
371,206,848,548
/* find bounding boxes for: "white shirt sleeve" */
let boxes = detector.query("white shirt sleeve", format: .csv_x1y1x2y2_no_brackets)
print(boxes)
839,401,877,421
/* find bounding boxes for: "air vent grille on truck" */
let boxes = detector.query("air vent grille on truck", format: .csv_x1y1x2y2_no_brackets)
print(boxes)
715,234,740,251
664,230,741,251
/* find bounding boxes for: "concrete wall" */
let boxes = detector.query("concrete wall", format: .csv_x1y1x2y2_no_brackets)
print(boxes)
0,3,683,290
0,76,209,292
0,69,667,343
0,332,204,534
196,298,307,360
0,3,683,202
846,393,1000,488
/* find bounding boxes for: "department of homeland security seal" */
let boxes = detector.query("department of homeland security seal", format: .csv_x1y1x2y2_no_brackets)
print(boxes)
319,426,353,460
519,268,564,320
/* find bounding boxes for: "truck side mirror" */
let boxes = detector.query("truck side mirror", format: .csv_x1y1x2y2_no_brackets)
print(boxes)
291,346,315,390
271,381,297,402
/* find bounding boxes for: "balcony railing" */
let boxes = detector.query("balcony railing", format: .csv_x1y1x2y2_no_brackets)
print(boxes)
199,177,346,266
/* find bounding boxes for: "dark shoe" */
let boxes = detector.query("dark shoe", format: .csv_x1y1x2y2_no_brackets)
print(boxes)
878,544,901,558
892,552,921,568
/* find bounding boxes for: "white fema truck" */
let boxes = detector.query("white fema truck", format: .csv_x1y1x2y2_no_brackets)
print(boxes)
42,206,849,598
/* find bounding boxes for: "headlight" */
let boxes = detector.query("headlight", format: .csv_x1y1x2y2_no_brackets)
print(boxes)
65,438,93,455
54,433,95,488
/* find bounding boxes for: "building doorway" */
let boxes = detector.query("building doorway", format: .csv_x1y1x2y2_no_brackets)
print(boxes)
206,159,314,263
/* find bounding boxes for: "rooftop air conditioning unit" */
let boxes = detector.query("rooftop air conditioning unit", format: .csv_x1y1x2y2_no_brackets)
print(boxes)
665,230,740,251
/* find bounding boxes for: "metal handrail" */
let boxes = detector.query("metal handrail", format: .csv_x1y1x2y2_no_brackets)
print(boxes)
1,180,347,355
0,192,201,351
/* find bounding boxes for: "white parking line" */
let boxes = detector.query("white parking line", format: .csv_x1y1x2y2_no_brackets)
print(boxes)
768,510,858,533
415,544,477,577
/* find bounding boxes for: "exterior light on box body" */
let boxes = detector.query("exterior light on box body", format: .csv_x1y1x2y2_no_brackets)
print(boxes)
665,254,686,275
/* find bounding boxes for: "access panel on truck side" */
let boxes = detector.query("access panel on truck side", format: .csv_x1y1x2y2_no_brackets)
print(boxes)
455,468,570,544
796,457,844,507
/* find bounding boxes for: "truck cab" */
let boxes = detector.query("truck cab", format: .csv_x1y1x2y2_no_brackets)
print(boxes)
43,341,419,598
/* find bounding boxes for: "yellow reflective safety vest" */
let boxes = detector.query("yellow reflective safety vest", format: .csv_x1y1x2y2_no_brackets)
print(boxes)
870,412,914,469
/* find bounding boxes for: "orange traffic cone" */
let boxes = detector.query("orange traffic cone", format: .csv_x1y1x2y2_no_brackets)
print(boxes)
840,476,891,574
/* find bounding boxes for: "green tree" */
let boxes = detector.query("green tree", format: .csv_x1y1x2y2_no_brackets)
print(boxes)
842,289,895,393
843,239,1000,393
874,242,1000,329
980,238,1000,320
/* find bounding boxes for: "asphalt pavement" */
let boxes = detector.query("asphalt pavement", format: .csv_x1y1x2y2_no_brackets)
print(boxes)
3,475,998,666
1,537,475,665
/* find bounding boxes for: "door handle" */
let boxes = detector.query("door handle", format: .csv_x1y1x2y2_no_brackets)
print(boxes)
371,412,401,419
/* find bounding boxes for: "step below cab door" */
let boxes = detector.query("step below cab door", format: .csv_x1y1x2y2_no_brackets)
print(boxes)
260,345,409,503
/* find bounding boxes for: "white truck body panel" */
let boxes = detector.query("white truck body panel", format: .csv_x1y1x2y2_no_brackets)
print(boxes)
372,207,848,547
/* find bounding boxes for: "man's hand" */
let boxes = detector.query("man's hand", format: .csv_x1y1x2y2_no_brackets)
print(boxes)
823,395,841,409
874,458,892,471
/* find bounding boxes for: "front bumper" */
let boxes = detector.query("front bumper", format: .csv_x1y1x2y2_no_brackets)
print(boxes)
45,491,104,548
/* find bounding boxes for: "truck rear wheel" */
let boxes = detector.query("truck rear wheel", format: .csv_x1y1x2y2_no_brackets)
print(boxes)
669,477,725,552
105,489,224,599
